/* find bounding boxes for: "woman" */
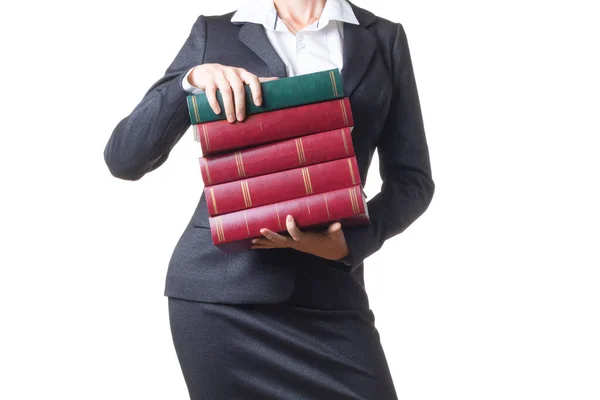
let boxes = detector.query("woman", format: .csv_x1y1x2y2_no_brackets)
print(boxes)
104,0,434,398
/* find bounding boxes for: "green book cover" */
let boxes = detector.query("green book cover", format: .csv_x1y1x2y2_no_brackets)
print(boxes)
186,68,344,124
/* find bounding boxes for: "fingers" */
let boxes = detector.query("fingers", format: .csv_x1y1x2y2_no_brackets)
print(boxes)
258,76,279,83
215,67,266,122
224,69,246,121
251,237,279,250
251,235,280,249
251,242,276,249
253,221,348,259
192,65,276,119
240,69,263,107
204,80,221,115
202,65,277,122
286,215,304,242
260,229,293,248
213,69,235,123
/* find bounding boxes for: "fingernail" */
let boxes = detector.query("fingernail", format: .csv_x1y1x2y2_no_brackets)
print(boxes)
227,115,235,123
287,215,293,223
237,112,244,121
254,97,262,106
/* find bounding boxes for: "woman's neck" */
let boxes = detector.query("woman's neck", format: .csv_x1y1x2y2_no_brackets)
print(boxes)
274,0,327,29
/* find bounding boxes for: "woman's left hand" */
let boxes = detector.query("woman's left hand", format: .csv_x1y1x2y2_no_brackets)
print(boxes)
251,215,350,261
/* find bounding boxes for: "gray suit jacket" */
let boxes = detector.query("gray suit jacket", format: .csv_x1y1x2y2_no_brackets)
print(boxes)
104,2,434,309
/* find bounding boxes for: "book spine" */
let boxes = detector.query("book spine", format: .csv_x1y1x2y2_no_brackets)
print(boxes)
187,68,344,124
209,185,369,252
195,97,353,155
205,157,361,216
199,127,355,186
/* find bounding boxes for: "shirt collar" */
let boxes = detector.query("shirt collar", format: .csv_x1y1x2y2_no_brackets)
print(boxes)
231,0,359,31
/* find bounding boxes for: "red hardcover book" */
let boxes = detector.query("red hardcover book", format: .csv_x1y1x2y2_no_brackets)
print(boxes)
200,128,355,186
194,98,353,155
205,157,360,216
209,185,369,253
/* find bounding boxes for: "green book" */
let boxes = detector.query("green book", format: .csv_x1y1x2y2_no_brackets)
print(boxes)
186,68,344,124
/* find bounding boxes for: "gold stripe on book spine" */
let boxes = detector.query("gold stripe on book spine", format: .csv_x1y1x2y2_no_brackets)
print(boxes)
302,168,309,194
339,100,348,125
323,194,331,219
275,204,282,230
329,71,334,96
202,125,211,152
295,139,303,165
341,129,349,155
348,188,356,214
349,187,359,214
307,203,311,215
244,211,250,235
246,181,253,207
215,216,225,242
202,158,212,185
330,71,339,97
210,188,218,214
333,72,339,96
235,152,242,177
241,181,248,207
215,217,221,242
238,152,247,177
298,138,306,164
302,168,313,194
191,97,200,122
235,152,246,178
219,217,226,242
348,159,356,185
213,217,219,242
241,180,252,208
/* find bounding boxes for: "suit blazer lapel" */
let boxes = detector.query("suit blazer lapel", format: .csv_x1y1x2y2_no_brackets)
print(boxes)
341,2,378,97
238,23,288,78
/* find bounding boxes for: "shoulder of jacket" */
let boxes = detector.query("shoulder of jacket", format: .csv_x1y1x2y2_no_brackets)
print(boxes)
347,2,401,39
350,4,407,80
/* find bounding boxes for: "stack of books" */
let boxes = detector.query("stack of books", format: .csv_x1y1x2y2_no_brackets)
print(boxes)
186,69,369,252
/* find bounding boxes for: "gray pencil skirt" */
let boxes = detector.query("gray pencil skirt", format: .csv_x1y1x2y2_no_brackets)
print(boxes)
168,297,398,399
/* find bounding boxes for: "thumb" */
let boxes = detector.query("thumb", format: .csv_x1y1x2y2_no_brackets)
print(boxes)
327,222,342,234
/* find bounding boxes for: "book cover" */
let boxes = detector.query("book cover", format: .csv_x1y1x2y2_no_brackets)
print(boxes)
205,157,361,216
194,98,353,155
200,127,355,186
209,185,369,252
186,69,344,124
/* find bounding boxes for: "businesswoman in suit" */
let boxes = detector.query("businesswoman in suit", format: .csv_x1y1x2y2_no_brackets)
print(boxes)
105,0,434,398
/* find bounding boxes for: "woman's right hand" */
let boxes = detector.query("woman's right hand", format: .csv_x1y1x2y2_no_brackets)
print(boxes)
187,63,278,123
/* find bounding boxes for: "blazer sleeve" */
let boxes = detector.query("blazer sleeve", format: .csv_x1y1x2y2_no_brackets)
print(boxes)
340,23,435,271
104,15,207,181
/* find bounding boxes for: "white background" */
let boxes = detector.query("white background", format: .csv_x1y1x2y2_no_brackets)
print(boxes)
1,0,599,399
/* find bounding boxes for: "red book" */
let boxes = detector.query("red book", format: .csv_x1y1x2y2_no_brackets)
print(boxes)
194,98,353,155
205,157,361,216
209,185,369,252
200,128,355,186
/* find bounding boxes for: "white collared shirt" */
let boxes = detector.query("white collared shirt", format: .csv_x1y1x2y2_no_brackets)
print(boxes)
182,0,359,94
